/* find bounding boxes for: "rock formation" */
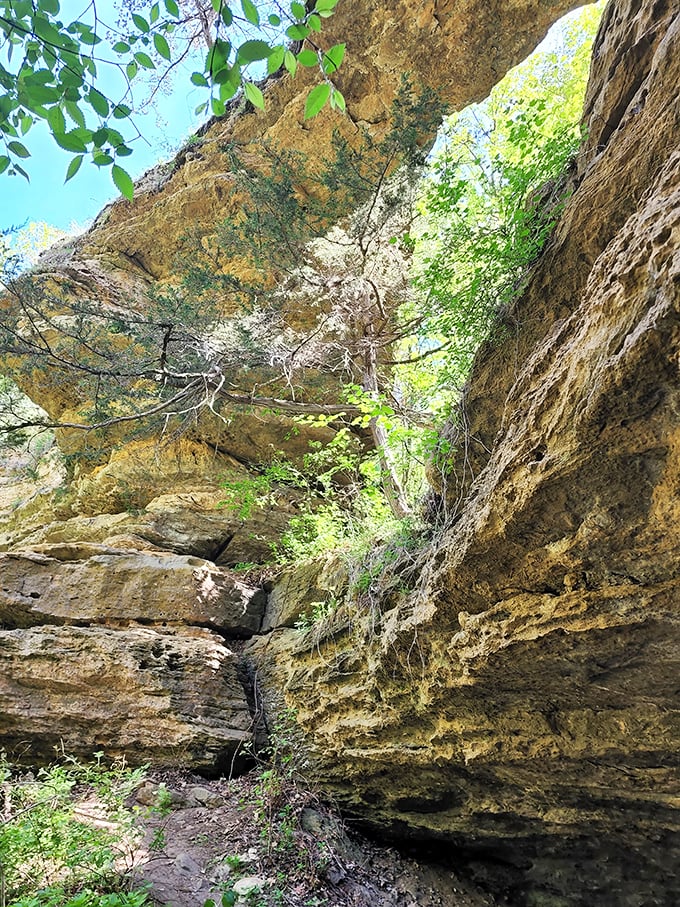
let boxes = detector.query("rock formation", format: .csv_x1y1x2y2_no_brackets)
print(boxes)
248,0,680,903
1,0,679,904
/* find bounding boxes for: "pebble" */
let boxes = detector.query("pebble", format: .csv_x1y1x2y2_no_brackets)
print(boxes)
233,876,266,896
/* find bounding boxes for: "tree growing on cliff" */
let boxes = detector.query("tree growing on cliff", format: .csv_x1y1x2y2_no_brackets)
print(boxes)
0,9,603,532
0,83,444,518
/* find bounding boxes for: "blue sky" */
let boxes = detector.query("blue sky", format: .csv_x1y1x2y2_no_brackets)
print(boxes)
0,2,207,233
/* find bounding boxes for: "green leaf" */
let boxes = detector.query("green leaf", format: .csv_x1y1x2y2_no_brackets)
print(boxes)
268,13,281,25
286,24,309,41
211,97,225,116
150,2,160,24
64,100,86,127
308,13,321,31
53,129,87,152
0,155,11,175
315,0,339,11
214,63,239,87
284,50,297,76
42,0,60,13
46,105,66,135
322,42,345,73
8,140,30,158
244,81,264,110
112,41,130,53
88,88,109,117
219,74,240,101
296,49,318,67
78,29,101,46
240,0,260,26
112,103,131,119
191,71,209,87
291,1,306,19
153,32,171,60
12,162,29,180
112,163,134,199
164,0,180,16
93,149,113,166
32,16,62,47
206,39,231,77
304,82,330,119
126,60,138,80
267,46,284,75
236,40,271,65
330,88,346,112
134,52,156,69
131,13,150,33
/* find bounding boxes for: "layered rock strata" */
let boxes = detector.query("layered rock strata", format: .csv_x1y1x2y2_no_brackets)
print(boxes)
1,0,582,780
245,2,680,904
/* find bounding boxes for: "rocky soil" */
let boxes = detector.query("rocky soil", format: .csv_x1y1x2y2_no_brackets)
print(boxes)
128,769,499,907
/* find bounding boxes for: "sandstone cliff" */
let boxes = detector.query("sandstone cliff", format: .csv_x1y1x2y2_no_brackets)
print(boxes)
246,1,680,904
1,0,678,905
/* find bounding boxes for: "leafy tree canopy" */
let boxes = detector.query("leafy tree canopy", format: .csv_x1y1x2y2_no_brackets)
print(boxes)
0,0,343,196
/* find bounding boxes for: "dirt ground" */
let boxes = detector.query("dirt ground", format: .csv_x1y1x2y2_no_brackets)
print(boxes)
128,769,501,907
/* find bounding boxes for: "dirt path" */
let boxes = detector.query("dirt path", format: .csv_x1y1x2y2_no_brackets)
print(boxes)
128,770,500,907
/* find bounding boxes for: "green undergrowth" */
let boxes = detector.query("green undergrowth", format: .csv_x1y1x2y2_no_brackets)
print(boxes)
0,737,353,907
0,753,151,907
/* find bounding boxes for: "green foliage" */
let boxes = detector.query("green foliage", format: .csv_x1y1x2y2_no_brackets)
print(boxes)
0,0,344,192
0,753,149,907
408,5,603,407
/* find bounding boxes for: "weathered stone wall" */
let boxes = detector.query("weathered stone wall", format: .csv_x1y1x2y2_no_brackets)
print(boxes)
1,0,580,779
246,2,680,903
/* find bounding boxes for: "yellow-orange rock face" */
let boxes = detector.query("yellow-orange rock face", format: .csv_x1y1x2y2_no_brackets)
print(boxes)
246,2,680,904
3,0,679,903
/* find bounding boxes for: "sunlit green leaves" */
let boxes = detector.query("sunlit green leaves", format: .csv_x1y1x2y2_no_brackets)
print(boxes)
87,88,108,117
322,43,345,73
7,140,30,158
240,0,260,26
131,13,150,33
134,51,155,70
315,0,339,14
0,0,345,185
267,46,285,75
304,83,330,119
236,40,272,64
296,49,318,67
244,81,264,110
111,163,134,200
153,32,171,61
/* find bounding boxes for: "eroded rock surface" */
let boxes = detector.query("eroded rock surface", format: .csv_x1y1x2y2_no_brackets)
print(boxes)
0,0,582,783
2,0,679,903
0,626,250,773
0,546,264,634
246,2,680,904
